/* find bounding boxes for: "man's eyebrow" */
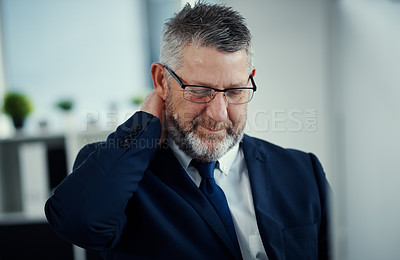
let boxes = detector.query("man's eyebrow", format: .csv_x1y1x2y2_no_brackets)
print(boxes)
177,76,211,86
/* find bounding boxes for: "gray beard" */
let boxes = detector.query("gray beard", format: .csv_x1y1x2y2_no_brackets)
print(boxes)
166,113,244,162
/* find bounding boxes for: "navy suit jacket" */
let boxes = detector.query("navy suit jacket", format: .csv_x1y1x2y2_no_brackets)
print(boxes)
45,111,330,260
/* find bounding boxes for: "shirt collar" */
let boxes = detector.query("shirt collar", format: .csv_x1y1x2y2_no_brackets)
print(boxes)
168,137,240,176
168,137,192,170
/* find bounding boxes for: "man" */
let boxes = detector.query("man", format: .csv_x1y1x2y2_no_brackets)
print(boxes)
45,2,330,260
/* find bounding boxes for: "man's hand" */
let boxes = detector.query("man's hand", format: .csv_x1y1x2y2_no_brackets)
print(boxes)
141,90,167,144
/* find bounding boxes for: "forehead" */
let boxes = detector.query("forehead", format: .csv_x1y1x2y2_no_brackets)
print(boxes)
178,45,248,85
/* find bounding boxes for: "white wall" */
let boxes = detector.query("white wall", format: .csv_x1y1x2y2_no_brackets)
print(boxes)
331,1,400,259
0,16,5,99
0,3,12,138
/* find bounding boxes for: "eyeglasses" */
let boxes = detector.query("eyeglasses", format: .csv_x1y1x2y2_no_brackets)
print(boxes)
164,66,257,105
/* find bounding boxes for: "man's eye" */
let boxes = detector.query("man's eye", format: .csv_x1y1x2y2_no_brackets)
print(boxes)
226,89,244,96
189,88,211,96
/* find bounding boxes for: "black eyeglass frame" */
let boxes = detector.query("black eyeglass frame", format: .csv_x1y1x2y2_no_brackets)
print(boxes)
164,66,257,105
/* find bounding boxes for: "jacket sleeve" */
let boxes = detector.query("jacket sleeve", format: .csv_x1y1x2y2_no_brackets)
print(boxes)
309,153,332,260
45,111,161,251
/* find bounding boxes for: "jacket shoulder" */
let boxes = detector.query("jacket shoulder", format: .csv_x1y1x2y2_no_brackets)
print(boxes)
243,134,310,158
242,134,325,175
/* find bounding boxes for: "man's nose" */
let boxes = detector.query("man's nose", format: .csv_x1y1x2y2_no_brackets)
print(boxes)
205,92,228,122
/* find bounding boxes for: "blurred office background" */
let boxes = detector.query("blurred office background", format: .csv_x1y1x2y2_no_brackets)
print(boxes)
0,0,399,259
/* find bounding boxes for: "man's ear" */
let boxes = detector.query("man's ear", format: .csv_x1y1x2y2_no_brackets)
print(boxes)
251,67,256,78
150,62,168,101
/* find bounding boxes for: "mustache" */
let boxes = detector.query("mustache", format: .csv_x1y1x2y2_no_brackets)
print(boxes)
191,116,233,132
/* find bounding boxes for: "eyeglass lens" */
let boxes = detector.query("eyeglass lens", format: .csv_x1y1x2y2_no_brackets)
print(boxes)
183,86,254,104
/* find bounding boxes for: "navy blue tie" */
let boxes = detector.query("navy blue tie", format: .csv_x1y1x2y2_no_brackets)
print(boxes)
191,160,240,252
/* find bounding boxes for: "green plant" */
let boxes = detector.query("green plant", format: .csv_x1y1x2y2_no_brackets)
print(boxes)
2,92,34,120
56,99,74,111
131,93,147,106
131,96,145,106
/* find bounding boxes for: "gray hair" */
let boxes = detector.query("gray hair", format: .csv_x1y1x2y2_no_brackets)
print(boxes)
160,2,253,73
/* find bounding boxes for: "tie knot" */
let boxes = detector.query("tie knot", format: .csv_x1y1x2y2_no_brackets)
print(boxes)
191,160,217,179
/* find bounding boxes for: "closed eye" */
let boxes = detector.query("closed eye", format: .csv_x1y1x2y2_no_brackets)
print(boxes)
187,87,213,96
226,89,245,96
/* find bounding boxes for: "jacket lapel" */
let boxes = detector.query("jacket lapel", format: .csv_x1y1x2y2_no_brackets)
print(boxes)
149,146,242,260
241,135,284,260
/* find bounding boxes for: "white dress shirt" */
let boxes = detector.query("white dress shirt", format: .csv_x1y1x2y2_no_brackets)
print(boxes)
169,139,268,260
